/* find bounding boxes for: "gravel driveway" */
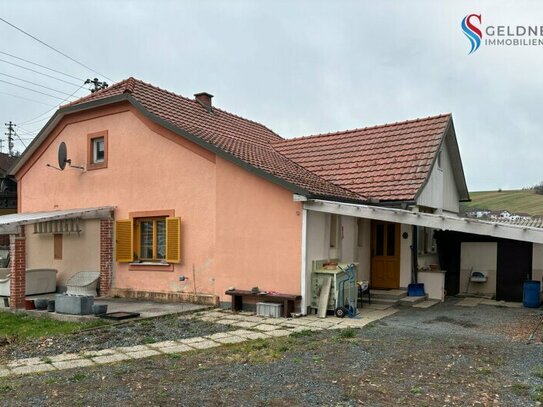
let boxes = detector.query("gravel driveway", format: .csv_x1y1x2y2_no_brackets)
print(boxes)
1,299,542,406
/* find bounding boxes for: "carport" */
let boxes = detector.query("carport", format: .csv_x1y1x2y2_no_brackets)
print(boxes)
302,200,543,309
0,207,114,309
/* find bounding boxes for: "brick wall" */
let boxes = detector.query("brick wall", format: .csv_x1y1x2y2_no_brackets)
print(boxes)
9,226,26,309
99,219,113,296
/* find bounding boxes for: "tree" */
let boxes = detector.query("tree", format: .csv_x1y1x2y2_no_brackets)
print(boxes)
534,181,543,195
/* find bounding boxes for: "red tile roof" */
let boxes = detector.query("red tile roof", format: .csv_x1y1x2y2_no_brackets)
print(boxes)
0,152,17,176
63,78,451,202
273,115,451,201
64,78,361,201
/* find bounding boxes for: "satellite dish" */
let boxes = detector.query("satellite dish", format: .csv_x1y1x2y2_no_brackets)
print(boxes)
58,142,69,170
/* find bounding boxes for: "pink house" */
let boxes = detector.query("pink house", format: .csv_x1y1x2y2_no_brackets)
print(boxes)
5,78,543,311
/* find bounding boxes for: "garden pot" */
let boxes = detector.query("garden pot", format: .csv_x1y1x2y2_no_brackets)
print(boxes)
47,300,55,312
34,299,49,310
24,299,35,310
93,304,108,315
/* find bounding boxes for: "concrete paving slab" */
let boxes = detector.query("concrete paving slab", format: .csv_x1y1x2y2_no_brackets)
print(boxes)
253,324,280,332
7,357,43,368
243,332,271,340
190,340,221,350
232,321,259,328
479,299,523,308
160,344,193,354
116,345,152,353
11,364,56,375
179,337,206,344
363,303,394,310
265,329,292,337
52,359,95,370
83,349,117,357
455,298,482,307
49,353,81,363
124,349,162,359
205,332,234,340
215,319,238,325
92,353,131,364
413,300,440,309
148,340,179,349
214,336,247,344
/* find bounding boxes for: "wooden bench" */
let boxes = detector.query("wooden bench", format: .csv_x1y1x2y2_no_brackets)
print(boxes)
225,289,301,318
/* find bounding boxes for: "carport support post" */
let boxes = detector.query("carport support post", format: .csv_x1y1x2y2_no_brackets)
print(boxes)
99,219,113,296
9,225,26,310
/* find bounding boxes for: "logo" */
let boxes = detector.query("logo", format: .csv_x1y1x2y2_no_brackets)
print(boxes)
461,14,483,54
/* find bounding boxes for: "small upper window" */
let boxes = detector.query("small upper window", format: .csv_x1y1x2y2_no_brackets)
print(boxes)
437,150,442,169
87,130,108,170
93,137,105,163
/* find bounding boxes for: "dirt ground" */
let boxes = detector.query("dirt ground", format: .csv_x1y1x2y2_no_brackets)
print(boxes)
1,299,543,406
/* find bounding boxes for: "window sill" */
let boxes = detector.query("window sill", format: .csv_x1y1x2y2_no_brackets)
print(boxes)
128,262,174,272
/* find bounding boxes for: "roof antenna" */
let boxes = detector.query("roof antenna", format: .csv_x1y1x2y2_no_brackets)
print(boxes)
85,78,108,93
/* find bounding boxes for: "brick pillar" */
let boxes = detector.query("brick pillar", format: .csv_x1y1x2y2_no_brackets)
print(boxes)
99,219,113,296
10,226,26,310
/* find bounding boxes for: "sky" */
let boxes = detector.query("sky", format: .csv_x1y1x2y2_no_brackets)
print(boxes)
0,0,541,191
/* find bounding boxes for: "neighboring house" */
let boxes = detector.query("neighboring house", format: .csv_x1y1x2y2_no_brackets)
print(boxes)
0,152,17,216
465,209,491,219
3,77,543,310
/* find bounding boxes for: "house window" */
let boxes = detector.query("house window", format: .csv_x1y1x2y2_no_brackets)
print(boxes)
417,226,436,254
54,234,63,260
93,138,105,163
87,130,108,170
115,211,181,265
437,150,442,170
136,218,166,261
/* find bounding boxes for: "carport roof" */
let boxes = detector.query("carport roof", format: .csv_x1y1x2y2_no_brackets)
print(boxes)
0,207,115,234
305,200,543,244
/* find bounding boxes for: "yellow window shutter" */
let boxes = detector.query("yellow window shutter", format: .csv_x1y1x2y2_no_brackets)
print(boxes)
166,217,181,263
115,219,133,262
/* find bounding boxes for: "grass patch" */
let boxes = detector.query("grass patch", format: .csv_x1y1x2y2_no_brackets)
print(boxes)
0,311,107,341
226,338,290,364
339,328,358,339
533,385,543,402
410,386,422,396
0,384,12,394
534,366,543,379
69,373,86,383
476,367,493,375
462,189,543,216
290,329,313,338
511,383,530,396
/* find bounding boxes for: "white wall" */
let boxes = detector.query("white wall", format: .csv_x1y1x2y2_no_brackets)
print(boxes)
340,216,357,263
400,224,413,287
305,211,328,305
417,141,460,213
533,244,543,284
26,219,101,288
355,218,371,281
460,242,497,296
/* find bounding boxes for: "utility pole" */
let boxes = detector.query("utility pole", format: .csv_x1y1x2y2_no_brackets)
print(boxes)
4,121,15,157
85,78,108,93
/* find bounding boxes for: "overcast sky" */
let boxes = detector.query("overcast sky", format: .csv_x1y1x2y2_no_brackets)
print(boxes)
0,1,541,191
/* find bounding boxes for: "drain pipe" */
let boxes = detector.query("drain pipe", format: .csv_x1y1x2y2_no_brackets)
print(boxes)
411,225,418,283
300,208,308,315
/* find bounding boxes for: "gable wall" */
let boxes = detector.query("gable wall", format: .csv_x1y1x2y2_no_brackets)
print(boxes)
416,139,460,213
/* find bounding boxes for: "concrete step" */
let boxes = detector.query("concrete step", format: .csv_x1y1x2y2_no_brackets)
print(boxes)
369,289,408,301
399,295,428,306
362,297,399,306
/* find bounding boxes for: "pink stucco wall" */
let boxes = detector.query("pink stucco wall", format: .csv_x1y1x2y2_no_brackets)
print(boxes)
17,103,302,301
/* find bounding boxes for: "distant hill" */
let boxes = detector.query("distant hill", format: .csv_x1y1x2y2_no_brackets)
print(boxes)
462,189,543,216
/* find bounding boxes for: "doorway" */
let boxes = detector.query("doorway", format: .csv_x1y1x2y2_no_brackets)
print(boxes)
496,240,533,302
371,221,400,289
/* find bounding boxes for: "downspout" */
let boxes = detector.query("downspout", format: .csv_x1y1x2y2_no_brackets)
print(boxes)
300,208,308,315
411,225,418,283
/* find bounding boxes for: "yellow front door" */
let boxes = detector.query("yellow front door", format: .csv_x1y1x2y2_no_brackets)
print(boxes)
370,221,400,289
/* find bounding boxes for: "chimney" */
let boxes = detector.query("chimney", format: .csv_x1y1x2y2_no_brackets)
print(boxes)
194,92,214,112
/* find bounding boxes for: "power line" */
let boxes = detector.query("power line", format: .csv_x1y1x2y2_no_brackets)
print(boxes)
0,58,82,87
0,72,75,97
0,78,65,100
0,17,114,82
17,83,88,125
0,90,52,106
0,50,85,82
13,130,27,148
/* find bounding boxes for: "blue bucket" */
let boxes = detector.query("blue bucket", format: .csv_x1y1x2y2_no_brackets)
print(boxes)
408,283,425,297
523,280,541,308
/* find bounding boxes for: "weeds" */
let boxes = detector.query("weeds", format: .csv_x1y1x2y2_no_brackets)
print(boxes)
511,383,530,396
69,373,86,383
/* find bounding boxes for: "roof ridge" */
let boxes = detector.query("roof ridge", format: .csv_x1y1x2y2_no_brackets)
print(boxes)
274,113,451,144
128,78,284,142
62,78,131,108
